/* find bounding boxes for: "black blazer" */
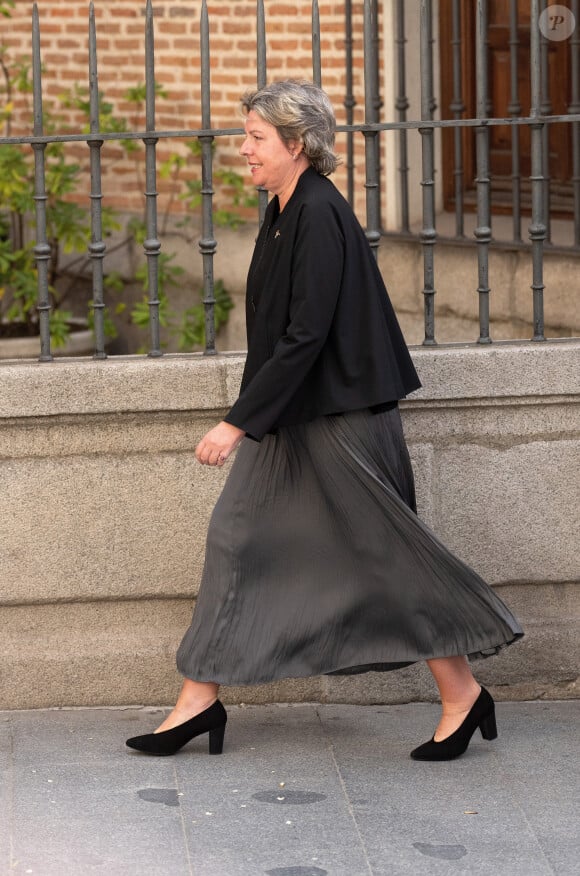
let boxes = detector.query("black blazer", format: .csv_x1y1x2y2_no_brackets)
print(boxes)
225,167,421,440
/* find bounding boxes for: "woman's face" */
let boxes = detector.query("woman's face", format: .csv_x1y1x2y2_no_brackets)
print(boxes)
240,110,299,195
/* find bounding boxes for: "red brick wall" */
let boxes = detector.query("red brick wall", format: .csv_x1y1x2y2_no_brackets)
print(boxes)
1,1,377,218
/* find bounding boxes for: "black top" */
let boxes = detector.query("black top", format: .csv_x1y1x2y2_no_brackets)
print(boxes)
225,167,421,440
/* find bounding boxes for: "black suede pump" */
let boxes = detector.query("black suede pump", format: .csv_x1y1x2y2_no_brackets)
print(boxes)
126,699,227,756
410,687,497,761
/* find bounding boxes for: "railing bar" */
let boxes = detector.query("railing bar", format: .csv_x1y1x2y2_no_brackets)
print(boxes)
380,230,580,256
427,0,437,117
508,0,522,242
312,0,321,88
395,0,409,231
363,0,380,260
31,3,52,362
4,3,578,360
570,0,580,247
88,2,106,359
539,0,552,244
256,0,269,227
371,0,382,230
529,0,546,340
419,0,436,345
474,0,492,344
199,0,217,355
256,0,266,88
143,0,162,357
451,0,465,238
344,0,355,207
4,114,580,148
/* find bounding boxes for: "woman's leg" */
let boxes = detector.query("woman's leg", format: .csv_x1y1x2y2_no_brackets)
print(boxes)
154,679,220,733
426,656,482,741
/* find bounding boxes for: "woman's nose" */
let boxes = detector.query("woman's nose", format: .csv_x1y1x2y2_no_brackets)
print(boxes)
240,137,251,157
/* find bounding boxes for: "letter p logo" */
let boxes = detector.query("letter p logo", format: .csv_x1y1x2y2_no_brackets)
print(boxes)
539,5,576,41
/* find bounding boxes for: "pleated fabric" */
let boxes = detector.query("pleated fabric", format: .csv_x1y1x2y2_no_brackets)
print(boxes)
176,407,523,684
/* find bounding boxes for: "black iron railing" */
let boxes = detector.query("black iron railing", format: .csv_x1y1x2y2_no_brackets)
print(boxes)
0,0,579,360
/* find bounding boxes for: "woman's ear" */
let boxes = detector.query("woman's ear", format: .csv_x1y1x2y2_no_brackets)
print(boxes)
288,140,303,160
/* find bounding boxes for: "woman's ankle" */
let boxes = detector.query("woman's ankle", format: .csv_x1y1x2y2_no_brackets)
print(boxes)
175,680,219,712
173,696,217,717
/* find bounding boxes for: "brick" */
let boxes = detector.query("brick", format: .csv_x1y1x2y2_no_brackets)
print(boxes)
270,39,299,51
139,6,165,16
109,7,139,18
45,83,67,97
265,22,286,34
232,5,256,16
269,5,300,15
221,21,252,34
57,69,87,82
49,8,76,17
222,56,251,69
287,22,314,34
180,72,202,84
157,21,186,34
97,55,138,66
173,103,197,115
0,38,25,50
203,38,237,51
171,39,197,52
43,53,71,66
113,39,141,50
4,20,32,33
235,40,259,52
318,21,345,33
168,7,197,17
29,23,63,35
115,101,141,114
158,55,191,67
207,4,231,14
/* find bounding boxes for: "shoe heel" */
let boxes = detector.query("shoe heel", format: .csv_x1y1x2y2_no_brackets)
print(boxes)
479,711,498,741
208,723,226,755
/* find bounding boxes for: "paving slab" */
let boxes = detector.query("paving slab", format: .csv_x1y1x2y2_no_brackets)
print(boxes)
0,700,578,876
317,704,555,876
484,702,580,875
0,716,12,875
172,705,370,876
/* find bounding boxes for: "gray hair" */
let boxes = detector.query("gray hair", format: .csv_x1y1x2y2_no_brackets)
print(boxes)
241,79,340,176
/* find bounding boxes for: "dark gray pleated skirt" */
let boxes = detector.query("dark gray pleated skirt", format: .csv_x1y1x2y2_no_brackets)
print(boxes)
176,407,523,684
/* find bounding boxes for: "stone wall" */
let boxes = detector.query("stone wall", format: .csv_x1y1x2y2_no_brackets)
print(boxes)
0,341,579,709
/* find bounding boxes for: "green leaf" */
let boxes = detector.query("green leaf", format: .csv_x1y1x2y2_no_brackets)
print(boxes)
104,271,125,294
178,280,233,351
49,309,74,348
0,1,16,18
130,298,151,328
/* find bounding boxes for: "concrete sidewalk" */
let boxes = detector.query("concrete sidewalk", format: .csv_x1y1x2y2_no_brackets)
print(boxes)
0,700,578,876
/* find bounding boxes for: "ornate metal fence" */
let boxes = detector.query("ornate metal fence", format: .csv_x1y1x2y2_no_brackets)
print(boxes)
1,0,579,361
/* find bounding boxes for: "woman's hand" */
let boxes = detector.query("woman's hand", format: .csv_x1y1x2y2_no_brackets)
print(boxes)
195,421,245,467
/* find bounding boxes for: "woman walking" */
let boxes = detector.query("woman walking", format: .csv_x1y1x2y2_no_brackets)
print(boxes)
126,80,522,762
